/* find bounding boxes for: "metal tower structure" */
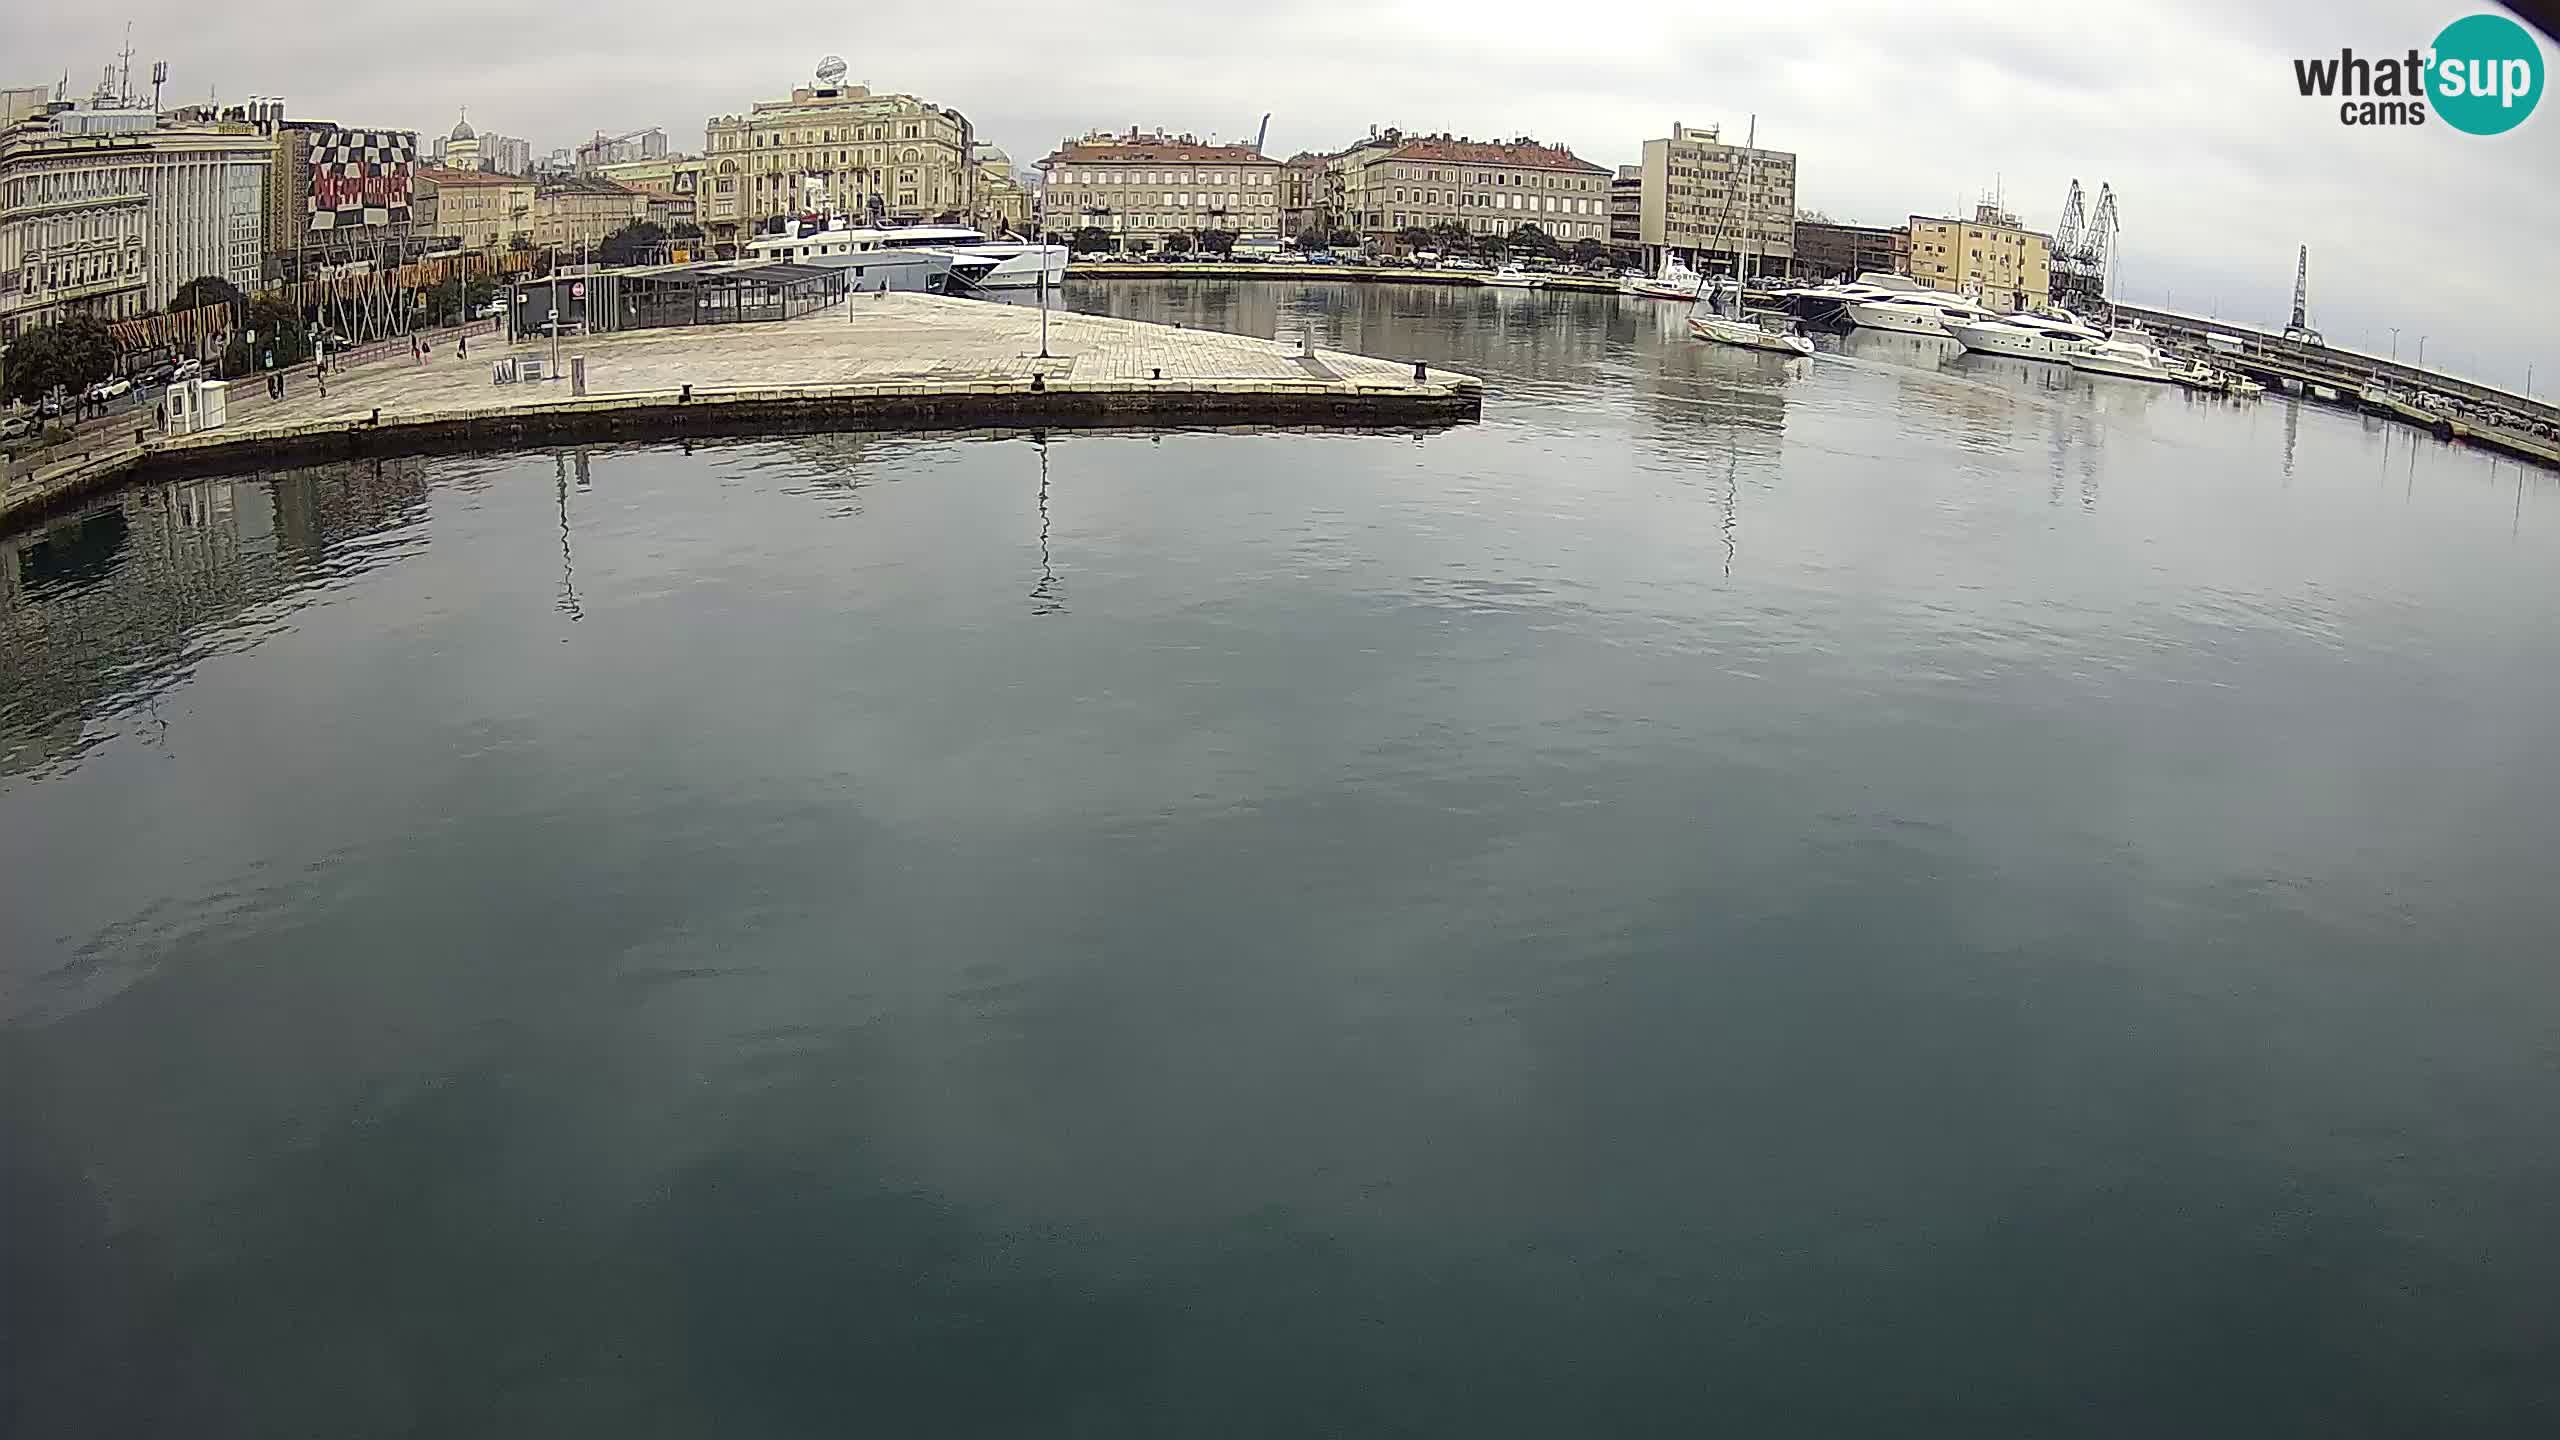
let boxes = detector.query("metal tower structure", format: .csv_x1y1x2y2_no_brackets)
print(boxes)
2282,245,2323,344
2051,179,2118,314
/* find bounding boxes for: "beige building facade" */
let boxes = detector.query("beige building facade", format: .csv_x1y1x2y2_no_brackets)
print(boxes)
1638,121,1797,275
1354,135,1610,246
534,177,647,252
415,166,534,251
701,69,976,251
1,114,154,341
1909,204,2051,312
973,145,1029,235
1036,133,1281,250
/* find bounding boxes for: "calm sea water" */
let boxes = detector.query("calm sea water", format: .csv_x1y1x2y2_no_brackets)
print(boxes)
5,281,2558,1437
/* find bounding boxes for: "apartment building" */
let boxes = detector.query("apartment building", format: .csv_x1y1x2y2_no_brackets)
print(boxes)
1036,132,1281,250
1354,135,1611,247
415,166,534,250
1794,220,1910,281
701,69,977,251
1637,121,1797,275
1908,203,2051,311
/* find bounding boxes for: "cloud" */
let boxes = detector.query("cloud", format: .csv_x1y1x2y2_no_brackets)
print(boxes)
7,0,2553,383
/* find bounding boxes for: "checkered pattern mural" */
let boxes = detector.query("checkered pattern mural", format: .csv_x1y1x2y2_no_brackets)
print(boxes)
306,130,416,232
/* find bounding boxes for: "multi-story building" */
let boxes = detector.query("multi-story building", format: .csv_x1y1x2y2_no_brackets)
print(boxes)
1278,151,1328,239
1351,134,1611,248
1793,219,1910,281
701,66,977,252
1637,121,1797,276
533,176,647,252
1,87,51,125
0,110,151,341
1908,203,2050,312
414,166,534,250
591,155,683,193
261,113,420,280
1609,164,1641,248
972,145,1029,235
1036,131,1281,251
138,121,270,310
479,133,532,176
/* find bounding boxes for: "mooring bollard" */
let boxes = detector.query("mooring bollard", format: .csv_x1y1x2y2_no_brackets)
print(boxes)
1152,367,1162,380
370,408,379,426
1414,362,1428,382
680,383,691,403
1031,372,1044,391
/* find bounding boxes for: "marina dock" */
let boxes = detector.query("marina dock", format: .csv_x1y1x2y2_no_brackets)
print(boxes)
0,293,1480,530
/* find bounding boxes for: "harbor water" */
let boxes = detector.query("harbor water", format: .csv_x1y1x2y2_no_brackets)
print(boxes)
5,281,2558,1436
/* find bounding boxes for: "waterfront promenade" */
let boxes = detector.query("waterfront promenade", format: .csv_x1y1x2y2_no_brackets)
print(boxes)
0,294,1479,529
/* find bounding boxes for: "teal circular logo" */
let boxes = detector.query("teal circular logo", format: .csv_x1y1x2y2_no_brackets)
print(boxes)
2428,13,2544,134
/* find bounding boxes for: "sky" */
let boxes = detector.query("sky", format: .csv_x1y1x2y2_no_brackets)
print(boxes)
6,0,2554,388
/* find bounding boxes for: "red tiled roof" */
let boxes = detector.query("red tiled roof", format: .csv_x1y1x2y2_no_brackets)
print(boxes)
416,166,521,186
1376,138,1607,174
1044,140,1272,166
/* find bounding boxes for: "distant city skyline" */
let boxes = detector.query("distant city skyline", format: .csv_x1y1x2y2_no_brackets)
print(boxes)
4,0,2552,384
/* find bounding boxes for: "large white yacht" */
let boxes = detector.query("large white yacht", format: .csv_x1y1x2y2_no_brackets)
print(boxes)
1943,309,2108,361
2066,327,2203,384
1842,289,2004,337
748,220,1069,290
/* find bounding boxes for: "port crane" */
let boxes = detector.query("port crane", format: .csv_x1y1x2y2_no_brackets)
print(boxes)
2051,179,2119,315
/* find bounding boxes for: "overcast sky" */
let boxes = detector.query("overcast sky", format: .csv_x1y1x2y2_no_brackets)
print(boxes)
7,0,2553,386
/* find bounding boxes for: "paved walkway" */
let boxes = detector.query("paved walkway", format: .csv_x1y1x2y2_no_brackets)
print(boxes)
238,294,1463,431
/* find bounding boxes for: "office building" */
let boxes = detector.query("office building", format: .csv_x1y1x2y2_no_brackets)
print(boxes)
1794,220,1910,280
1637,120,1797,275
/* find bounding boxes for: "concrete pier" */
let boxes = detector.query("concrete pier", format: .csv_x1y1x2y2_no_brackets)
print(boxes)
0,294,1480,530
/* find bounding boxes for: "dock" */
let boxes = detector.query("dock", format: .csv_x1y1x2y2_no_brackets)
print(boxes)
1,293,1480,531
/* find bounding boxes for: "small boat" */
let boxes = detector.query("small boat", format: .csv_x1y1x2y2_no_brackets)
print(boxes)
1621,256,1707,301
1482,264,1548,289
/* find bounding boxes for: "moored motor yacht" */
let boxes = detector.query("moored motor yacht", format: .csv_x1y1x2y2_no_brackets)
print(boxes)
1621,256,1708,301
2066,327,2205,384
1483,263,1548,289
748,219,1068,289
1843,289,2003,337
1943,309,2107,361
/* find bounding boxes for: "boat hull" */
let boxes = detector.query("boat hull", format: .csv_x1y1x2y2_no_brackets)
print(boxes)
1944,321,2084,362
1844,300,1953,337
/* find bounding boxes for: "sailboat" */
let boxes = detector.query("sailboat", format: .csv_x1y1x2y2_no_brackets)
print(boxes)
1686,117,1816,357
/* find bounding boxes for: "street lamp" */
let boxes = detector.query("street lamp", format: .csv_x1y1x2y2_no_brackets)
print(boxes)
2389,326,2399,363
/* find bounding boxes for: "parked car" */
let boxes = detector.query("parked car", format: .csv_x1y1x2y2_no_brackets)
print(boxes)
172,358,203,381
2,412,36,440
480,298,508,318
38,395,64,418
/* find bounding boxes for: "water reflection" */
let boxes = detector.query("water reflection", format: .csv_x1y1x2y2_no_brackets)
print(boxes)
1,459,430,783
